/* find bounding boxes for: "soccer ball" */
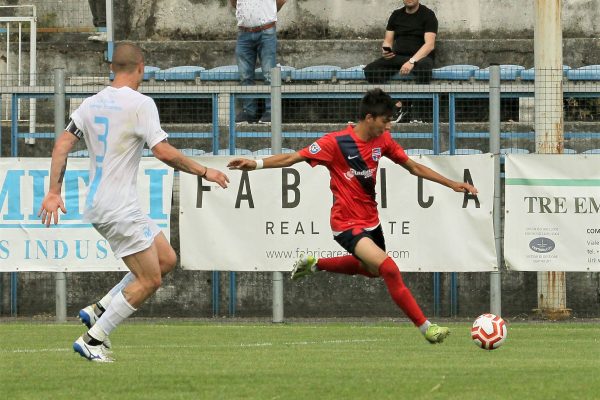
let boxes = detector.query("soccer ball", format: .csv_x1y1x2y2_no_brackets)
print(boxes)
471,313,507,350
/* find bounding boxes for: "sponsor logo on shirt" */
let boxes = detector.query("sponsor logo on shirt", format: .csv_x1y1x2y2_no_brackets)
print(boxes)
309,142,321,154
344,167,377,180
372,147,382,161
143,225,153,238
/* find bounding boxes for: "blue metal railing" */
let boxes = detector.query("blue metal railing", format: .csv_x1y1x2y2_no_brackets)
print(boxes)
4,80,600,318
449,91,600,152
230,92,441,154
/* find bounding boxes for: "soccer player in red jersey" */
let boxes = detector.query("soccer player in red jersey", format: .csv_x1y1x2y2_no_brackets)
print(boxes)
227,88,477,343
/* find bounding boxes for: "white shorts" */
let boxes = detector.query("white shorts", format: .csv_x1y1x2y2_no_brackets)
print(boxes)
93,210,162,258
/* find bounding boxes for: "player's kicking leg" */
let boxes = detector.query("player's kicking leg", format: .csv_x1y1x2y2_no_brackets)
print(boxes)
354,237,450,344
423,324,450,344
73,336,114,362
79,303,113,350
291,254,318,280
78,272,135,350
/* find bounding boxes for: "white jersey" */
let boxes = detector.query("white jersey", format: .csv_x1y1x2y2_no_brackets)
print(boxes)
235,0,277,28
70,86,168,224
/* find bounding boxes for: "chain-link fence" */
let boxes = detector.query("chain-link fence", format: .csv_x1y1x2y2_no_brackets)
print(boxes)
1,66,600,320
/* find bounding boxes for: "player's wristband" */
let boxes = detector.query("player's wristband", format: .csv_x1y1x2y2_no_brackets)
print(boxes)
255,159,264,170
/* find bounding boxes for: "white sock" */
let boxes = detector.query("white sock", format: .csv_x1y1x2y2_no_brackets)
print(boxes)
88,323,108,342
419,320,432,335
94,291,137,337
97,272,136,309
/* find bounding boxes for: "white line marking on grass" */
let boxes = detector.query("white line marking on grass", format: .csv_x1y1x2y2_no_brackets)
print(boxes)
2,338,388,354
151,324,405,330
429,375,446,393
284,339,385,346
3,348,71,354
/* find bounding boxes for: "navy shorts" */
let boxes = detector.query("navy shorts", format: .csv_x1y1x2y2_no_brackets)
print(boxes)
334,225,386,256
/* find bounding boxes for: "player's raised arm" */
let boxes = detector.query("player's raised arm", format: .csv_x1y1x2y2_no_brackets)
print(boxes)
227,152,307,171
151,140,229,188
401,158,478,194
38,130,79,226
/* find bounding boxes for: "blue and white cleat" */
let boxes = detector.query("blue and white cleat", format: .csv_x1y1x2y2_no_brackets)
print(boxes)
73,336,114,363
78,305,112,350
78,305,98,328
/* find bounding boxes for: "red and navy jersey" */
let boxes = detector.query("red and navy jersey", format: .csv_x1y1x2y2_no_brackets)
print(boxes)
298,125,409,232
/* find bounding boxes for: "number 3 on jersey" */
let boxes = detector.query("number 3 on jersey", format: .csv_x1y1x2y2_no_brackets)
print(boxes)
86,116,109,208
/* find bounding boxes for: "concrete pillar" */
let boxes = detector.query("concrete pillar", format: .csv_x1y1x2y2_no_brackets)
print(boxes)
533,0,570,320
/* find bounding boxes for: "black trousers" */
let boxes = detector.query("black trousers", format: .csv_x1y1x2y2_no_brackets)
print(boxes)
364,55,434,84
88,0,106,27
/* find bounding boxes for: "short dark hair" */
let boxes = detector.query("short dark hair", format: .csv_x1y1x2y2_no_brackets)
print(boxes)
357,88,396,121
111,42,144,74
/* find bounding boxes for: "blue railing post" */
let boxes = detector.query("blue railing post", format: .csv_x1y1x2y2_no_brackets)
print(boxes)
11,93,19,157
212,271,220,316
10,93,19,316
228,143,237,317
433,272,440,317
447,91,458,316
448,93,456,154
432,93,440,154
228,94,236,154
105,0,114,62
229,272,236,317
10,271,17,316
212,93,219,154
450,272,458,316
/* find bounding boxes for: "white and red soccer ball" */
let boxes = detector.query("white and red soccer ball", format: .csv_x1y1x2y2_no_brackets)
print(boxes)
471,313,508,350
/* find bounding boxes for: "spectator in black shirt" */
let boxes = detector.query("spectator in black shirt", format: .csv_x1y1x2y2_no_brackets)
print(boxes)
364,0,438,84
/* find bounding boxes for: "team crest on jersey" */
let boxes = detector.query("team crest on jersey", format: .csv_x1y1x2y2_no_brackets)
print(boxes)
309,142,321,154
372,147,382,161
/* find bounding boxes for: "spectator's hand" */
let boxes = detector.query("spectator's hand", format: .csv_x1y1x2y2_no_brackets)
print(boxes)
382,48,395,60
203,167,229,188
227,158,257,171
400,61,415,75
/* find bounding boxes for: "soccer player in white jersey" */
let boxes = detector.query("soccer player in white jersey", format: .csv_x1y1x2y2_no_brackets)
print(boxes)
38,42,230,362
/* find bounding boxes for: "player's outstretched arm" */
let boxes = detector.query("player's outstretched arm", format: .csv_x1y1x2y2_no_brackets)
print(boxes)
227,152,306,171
152,140,229,188
39,131,78,226
401,158,478,194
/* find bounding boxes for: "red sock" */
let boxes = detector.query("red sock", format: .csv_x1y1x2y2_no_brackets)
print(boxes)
316,255,376,277
378,257,427,326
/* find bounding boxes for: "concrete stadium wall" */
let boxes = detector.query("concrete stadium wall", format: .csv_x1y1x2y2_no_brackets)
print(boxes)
4,0,600,39
2,1,600,76
10,37,600,79
115,0,600,40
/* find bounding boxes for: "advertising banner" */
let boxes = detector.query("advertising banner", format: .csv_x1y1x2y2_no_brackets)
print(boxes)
505,154,600,271
180,155,496,272
0,158,173,271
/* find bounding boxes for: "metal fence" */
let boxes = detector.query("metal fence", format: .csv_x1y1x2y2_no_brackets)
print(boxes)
1,66,600,320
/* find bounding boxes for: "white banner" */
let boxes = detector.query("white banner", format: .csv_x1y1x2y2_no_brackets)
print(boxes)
180,155,496,272
0,158,173,272
505,154,600,271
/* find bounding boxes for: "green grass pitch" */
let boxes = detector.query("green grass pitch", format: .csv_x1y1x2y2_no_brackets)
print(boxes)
1,321,598,399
